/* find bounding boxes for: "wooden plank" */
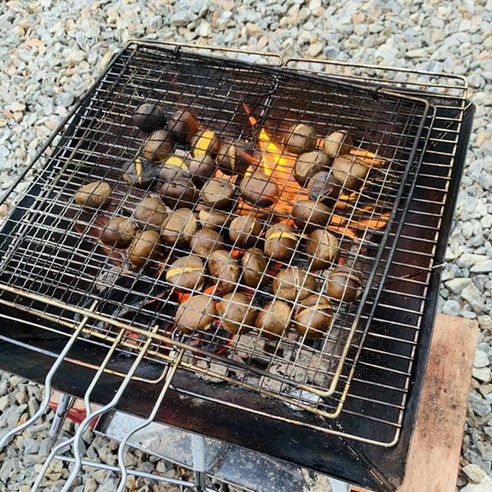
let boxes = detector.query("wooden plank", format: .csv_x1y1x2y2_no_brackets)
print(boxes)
352,314,479,492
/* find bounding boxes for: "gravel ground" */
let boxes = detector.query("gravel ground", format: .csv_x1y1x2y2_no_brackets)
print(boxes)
0,0,491,490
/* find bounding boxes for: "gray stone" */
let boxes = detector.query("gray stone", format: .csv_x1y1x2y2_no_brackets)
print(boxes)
446,277,473,294
462,283,486,314
475,351,490,369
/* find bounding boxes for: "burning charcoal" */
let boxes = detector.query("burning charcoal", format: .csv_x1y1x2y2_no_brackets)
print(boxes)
264,223,297,262
294,150,332,187
228,215,263,249
188,154,217,184
160,176,197,209
190,227,226,257
283,123,318,155
218,292,257,334
158,155,191,183
239,171,280,208
216,140,254,176
160,208,198,247
175,294,216,333
323,130,353,159
191,129,221,158
200,177,236,210
167,109,199,144
272,266,317,302
305,229,339,270
100,216,136,248
241,247,268,288
325,267,362,302
132,103,167,133
198,208,231,230
122,157,158,188
165,254,206,292
74,180,112,209
306,170,341,207
134,196,168,232
294,294,333,339
208,249,241,296
142,129,174,163
127,230,163,269
291,199,332,233
331,154,369,191
255,299,292,340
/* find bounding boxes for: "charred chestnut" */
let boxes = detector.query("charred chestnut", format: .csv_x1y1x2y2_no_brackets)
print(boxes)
158,155,191,183
191,129,221,158
134,196,168,232
167,109,199,144
331,155,369,191
325,267,362,302
216,140,254,176
132,103,166,133
122,157,158,188
305,229,339,270
100,217,136,248
160,208,198,247
272,266,317,302
218,292,257,334
264,223,297,262
208,249,241,296
283,123,317,155
200,178,236,210
228,215,263,249
294,150,331,187
294,294,333,339
291,199,331,233
75,180,112,208
188,154,217,184
239,172,280,208
175,294,216,334
241,247,268,288
142,130,174,163
190,227,226,257
160,177,197,209
323,130,353,159
166,254,206,291
306,171,341,207
127,230,163,269
255,299,292,340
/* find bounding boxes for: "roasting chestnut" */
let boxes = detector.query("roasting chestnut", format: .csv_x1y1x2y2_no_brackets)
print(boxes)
167,109,199,144
264,223,297,262
283,123,317,155
198,209,231,230
240,171,280,208
291,199,332,233
166,254,206,292
255,299,292,340
306,171,341,207
127,230,163,269
132,103,166,133
100,217,136,248
325,267,362,302
160,177,197,209
142,130,174,163
305,229,339,270
158,155,191,183
216,140,254,176
190,227,226,257
323,130,353,159
188,154,217,184
218,292,257,334
228,215,263,249
160,208,198,247
331,155,369,191
134,196,168,232
175,294,216,334
294,150,332,187
191,129,221,158
294,294,333,339
208,249,241,296
200,178,236,210
272,266,317,302
241,247,268,288
74,180,112,208
122,157,158,188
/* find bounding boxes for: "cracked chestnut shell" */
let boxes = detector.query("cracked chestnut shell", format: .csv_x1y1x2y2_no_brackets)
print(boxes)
200,178,236,210
190,227,226,257
272,266,317,302
239,172,280,208
216,140,254,176
323,130,353,159
100,217,136,248
158,155,191,183
122,157,158,188
228,215,263,249
134,196,168,232
191,129,221,158
142,129,174,163
325,267,362,302
208,249,241,296
255,299,292,340
283,123,318,155
241,247,268,288
264,223,297,262
175,294,216,334
305,229,339,270
75,180,112,209
127,230,163,269
167,109,199,144
294,150,332,187
132,103,166,133
218,292,257,334
160,208,198,247
188,154,217,184
166,254,206,292
291,199,332,233
294,294,333,339
331,155,369,191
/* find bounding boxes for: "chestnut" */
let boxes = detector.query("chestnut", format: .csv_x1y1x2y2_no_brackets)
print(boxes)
294,294,333,339
306,171,341,207
325,267,362,302
228,215,262,249
167,109,199,144
134,196,168,232
208,249,241,296
175,294,216,334
291,199,331,233
294,150,331,187
160,208,198,247
127,230,163,269
200,178,236,210
191,129,221,158
305,229,339,270
255,299,292,340
188,154,217,184
331,155,369,191
272,266,317,302
160,177,197,209
100,217,136,248
190,227,226,257
264,223,297,262
75,180,112,208
158,155,191,183
283,123,317,155
122,157,158,188
218,292,257,334
323,130,353,159
239,172,280,208
241,247,268,288
166,254,206,291
216,140,254,176
132,103,166,133
142,129,174,163
198,209,231,230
